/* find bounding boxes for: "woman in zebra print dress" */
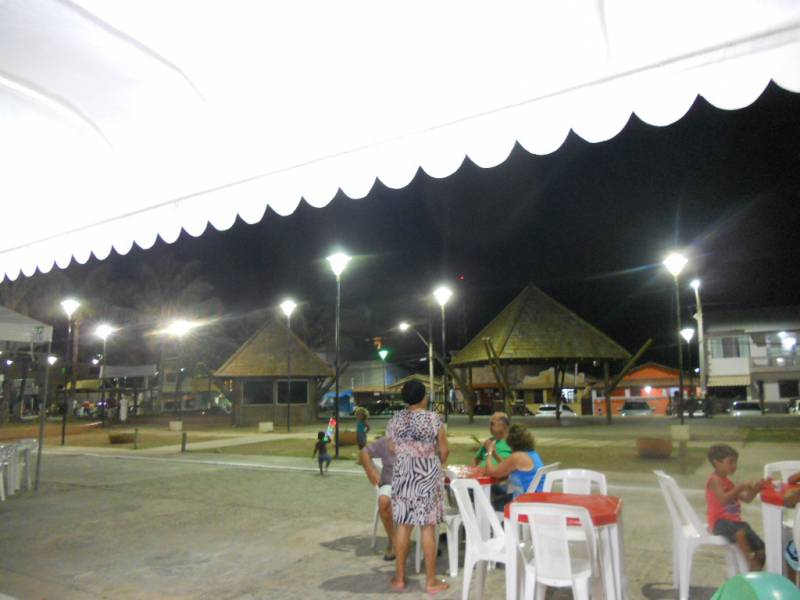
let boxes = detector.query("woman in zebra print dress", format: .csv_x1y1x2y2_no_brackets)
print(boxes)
387,379,449,593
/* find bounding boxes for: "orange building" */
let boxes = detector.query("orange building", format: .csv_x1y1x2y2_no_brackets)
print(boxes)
592,362,699,416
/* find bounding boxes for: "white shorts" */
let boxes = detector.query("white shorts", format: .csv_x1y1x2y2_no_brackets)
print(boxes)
378,484,392,498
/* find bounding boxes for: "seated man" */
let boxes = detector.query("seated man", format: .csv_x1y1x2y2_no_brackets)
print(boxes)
474,411,513,510
360,435,396,560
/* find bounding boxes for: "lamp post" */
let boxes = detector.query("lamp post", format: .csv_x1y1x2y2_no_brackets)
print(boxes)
327,252,351,459
35,354,57,490
378,348,389,403
433,286,453,422
165,319,196,421
399,322,435,407
663,253,688,425
60,298,80,445
681,327,695,417
280,299,297,432
95,323,115,425
690,279,707,401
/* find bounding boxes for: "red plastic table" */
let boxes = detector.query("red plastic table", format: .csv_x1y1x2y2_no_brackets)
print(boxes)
504,492,626,600
760,483,799,574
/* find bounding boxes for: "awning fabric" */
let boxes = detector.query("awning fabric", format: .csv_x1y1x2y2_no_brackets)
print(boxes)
708,375,752,387
2,1,799,281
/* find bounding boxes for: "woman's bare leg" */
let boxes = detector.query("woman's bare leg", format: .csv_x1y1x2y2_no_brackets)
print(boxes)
392,524,412,589
421,524,448,592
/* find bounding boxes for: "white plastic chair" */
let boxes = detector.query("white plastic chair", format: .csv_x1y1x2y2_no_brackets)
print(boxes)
793,509,800,586
763,460,800,482
451,478,506,600
368,458,383,549
543,468,607,495
0,446,7,502
654,470,747,600
15,439,37,492
0,444,18,497
526,462,561,494
511,502,598,600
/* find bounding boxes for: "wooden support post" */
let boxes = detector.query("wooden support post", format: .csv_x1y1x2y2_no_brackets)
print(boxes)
604,361,612,425
181,431,187,453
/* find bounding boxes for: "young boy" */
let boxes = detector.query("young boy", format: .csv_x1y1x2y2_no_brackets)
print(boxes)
706,444,767,570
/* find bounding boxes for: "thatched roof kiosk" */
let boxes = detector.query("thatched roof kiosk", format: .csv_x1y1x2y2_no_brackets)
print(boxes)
216,319,333,427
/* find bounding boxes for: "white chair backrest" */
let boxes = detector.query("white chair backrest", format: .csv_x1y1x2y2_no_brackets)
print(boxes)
450,478,505,544
526,462,561,494
654,470,706,535
511,502,596,582
653,470,683,531
763,461,800,483
794,506,800,556
543,468,607,495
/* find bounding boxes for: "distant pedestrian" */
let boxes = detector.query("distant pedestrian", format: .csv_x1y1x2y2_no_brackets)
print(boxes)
313,431,332,475
355,406,370,449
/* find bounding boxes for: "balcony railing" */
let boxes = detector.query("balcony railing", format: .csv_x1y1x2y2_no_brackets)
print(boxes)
751,356,800,369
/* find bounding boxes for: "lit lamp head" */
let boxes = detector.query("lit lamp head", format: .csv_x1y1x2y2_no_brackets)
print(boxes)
690,279,701,291
663,253,688,278
61,298,81,318
91,357,100,366
398,322,410,332
47,355,58,366
433,286,453,307
680,327,695,343
5,359,13,366
782,335,797,351
95,323,115,341
280,299,297,318
166,319,195,338
378,349,389,361
326,252,351,277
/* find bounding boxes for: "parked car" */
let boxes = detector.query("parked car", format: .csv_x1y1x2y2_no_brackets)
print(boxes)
787,398,800,414
535,404,576,417
620,400,653,417
730,401,762,417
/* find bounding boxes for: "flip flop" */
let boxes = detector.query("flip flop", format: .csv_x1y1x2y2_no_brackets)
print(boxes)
425,580,449,595
389,578,406,592
383,553,396,561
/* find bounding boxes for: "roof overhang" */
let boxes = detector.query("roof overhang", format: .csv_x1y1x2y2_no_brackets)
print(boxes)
2,2,799,281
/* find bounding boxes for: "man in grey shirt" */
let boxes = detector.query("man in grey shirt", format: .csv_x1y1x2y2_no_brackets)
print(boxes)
360,436,396,560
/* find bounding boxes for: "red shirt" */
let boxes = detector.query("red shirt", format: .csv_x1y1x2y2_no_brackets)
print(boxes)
706,472,741,531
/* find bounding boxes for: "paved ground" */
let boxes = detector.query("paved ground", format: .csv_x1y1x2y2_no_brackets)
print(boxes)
0,428,797,599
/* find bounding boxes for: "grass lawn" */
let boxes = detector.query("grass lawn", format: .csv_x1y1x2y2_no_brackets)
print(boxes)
200,437,708,475
745,427,800,443
56,430,227,450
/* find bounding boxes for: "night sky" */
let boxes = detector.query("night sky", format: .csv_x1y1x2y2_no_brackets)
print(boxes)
61,83,800,369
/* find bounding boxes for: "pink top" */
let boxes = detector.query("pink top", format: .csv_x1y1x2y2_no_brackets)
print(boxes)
706,473,741,531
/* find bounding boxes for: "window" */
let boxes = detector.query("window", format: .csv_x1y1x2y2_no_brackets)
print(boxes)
778,380,799,398
533,389,544,404
711,336,750,358
277,380,308,404
243,381,273,405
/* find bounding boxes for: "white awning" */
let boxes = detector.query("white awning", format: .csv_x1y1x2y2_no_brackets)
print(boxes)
708,375,752,387
2,1,799,281
0,305,54,344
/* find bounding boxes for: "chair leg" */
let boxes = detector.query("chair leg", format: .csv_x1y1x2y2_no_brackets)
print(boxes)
462,554,476,600
573,575,590,600
446,522,460,577
671,528,680,589
534,582,546,600
475,560,488,600
23,451,31,491
370,503,379,549
0,466,5,502
522,566,536,600
679,542,696,600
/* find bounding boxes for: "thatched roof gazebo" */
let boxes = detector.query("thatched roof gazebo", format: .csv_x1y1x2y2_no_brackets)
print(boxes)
450,285,630,416
215,319,333,427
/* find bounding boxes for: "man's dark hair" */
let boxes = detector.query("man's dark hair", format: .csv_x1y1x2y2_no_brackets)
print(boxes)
506,424,535,452
401,380,426,405
707,444,738,465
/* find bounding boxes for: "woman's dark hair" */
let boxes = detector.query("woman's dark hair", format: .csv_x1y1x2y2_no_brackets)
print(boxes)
506,424,535,452
401,380,426,405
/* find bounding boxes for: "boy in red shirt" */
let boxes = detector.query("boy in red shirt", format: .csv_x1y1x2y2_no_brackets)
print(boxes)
705,444,767,571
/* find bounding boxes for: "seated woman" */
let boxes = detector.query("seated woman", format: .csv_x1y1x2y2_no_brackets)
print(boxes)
483,424,544,509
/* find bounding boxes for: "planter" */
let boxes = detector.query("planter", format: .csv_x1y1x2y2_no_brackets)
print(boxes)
636,438,673,459
258,421,274,433
109,433,135,444
338,430,357,446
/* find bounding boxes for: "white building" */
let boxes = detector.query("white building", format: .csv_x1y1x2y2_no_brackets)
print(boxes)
706,307,800,411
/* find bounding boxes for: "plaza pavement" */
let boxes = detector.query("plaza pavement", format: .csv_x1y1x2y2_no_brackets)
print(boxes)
0,428,797,599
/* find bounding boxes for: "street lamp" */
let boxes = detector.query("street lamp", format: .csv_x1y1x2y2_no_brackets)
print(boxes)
165,319,198,421
60,297,80,445
327,251,351,458
399,321,435,409
663,253,688,424
35,355,58,490
280,299,297,432
378,348,389,402
690,279,708,404
433,286,453,421
95,323,115,425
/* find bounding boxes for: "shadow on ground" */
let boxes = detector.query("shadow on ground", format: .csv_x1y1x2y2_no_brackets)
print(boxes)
320,535,380,558
320,569,421,594
642,582,716,599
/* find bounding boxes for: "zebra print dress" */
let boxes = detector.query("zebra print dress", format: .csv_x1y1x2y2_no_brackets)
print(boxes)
387,408,445,526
